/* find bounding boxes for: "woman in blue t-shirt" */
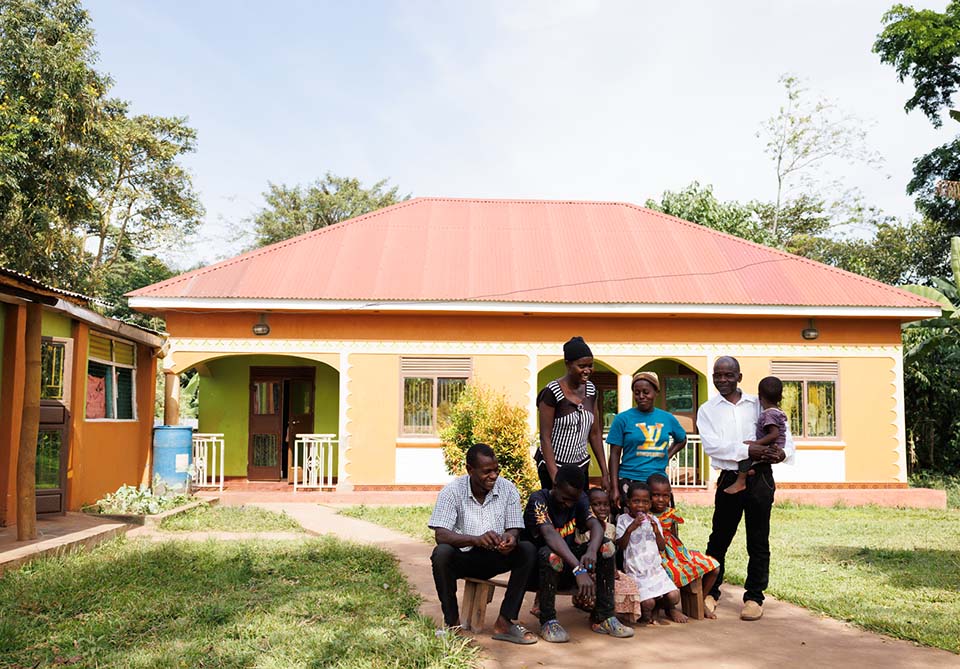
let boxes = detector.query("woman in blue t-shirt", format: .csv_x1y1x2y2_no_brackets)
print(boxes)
606,371,687,511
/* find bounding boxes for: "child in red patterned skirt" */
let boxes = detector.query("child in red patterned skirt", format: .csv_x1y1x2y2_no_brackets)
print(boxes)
647,473,720,619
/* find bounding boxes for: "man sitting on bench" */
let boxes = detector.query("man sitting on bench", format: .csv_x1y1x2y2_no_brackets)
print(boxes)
523,464,634,642
428,443,538,644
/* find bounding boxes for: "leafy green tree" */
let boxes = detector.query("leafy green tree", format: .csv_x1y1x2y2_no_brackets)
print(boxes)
97,251,175,328
875,3,960,237
645,182,773,245
791,217,948,284
250,173,408,247
0,0,108,287
86,106,203,287
898,236,960,473
0,0,202,298
759,75,881,238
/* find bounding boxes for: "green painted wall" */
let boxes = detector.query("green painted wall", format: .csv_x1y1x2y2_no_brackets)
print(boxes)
198,355,339,477
635,359,709,417
41,310,72,338
535,358,708,478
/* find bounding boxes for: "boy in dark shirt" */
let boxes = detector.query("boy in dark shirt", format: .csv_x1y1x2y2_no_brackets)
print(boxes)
523,464,633,642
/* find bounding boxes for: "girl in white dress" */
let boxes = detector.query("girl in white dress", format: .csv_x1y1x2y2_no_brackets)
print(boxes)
615,481,687,624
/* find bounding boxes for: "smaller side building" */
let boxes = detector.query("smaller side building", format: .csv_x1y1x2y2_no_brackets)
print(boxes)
0,269,163,525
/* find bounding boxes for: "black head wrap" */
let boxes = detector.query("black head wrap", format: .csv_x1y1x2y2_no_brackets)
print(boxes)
563,336,593,362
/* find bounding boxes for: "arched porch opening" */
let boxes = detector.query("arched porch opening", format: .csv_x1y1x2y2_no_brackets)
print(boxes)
175,353,340,483
537,358,621,481
633,358,708,488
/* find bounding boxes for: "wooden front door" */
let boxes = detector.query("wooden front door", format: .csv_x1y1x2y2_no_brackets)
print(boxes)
248,367,315,481
37,337,72,515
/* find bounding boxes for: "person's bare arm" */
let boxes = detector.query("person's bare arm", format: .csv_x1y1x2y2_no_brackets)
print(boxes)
650,516,666,552
667,438,687,459
608,445,622,509
538,402,558,483
590,399,610,489
615,515,643,551
541,523,595,599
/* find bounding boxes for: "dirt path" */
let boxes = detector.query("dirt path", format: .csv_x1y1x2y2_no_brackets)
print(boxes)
246,503,960,669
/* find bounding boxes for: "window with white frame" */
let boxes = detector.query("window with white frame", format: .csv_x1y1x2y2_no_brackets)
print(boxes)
400,357,471,436
770,361,838,439
86,332,137,420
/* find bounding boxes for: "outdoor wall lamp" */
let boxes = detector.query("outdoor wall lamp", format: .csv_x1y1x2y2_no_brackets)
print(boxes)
252,313,270,336
801,318,819,340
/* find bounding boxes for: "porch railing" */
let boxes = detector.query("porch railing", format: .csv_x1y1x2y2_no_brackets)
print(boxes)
192,432,225,492
293,433,338,492
668,434,706,488
600,433,708,489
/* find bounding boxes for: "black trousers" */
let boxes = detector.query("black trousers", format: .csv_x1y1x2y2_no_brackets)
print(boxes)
430,541,536,627
534,542,614,625
705,467,776,605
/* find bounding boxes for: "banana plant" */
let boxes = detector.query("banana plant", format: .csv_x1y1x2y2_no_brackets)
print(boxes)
902,236,960,360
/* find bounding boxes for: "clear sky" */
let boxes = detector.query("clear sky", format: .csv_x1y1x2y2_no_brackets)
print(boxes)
85,0,953,268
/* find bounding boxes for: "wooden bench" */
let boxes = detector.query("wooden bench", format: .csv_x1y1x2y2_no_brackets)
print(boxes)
461,575,704,633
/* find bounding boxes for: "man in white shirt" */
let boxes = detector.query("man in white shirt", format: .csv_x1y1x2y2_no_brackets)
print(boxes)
697,356,794,622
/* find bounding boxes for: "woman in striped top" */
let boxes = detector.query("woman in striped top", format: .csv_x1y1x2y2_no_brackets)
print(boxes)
535,337,611,491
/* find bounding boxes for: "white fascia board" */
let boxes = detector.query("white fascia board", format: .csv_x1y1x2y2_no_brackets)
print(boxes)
127,296,942,319
53,299,166,348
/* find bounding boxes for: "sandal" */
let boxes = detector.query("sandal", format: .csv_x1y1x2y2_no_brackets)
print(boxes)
492,623,538,645
539,619,570,643
592,616,635,638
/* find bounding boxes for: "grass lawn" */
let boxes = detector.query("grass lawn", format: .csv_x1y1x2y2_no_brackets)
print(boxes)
341,502,960,654
0,536,477,668
159,504,305,533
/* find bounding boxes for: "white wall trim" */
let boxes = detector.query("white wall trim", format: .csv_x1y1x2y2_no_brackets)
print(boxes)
128,296,939,319
337,350,353,491
526,352,538,434
891,347,908,482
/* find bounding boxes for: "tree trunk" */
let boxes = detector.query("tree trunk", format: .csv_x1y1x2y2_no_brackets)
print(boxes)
16,301,42,540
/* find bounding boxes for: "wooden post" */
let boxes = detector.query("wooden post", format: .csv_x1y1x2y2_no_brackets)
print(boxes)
16,302,41,541
163,371,180,426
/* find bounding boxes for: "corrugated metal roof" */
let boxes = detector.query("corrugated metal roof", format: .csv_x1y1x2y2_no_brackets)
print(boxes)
129,198,937,309
0,266,93,304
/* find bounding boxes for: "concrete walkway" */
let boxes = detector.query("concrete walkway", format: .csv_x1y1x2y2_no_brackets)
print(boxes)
250,502,959,669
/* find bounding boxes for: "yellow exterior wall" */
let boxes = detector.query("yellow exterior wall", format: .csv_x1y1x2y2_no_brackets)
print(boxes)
163,310,909,486
839,357,900,482
346,354,400,485
472,355,530,408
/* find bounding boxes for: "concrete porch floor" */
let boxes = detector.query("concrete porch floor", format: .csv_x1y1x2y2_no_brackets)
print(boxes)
0,513,130,576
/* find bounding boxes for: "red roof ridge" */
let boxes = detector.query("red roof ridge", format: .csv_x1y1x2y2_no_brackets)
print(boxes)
129,197,939,309
628,203,936,308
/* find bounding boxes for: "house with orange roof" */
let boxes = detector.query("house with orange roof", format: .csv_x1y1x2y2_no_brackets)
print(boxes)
0,268,163,525
128,198,940,493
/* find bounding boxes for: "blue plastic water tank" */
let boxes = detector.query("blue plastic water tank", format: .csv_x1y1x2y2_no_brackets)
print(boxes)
152,425,193,492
